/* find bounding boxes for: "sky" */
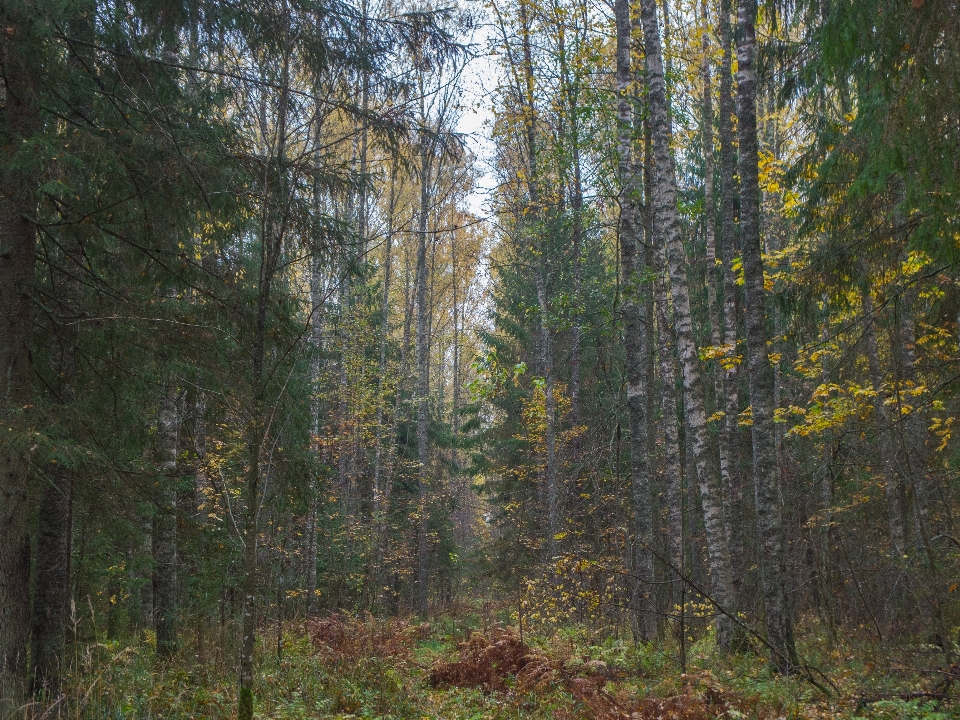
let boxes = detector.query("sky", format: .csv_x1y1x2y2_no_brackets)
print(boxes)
455,10,500,218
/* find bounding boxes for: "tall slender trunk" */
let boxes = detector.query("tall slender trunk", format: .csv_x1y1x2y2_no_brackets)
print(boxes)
655,270,684,612
415,139,432,616
701,0,720,357
30,5,94,690
736,0,796,671
515,0,559,559
32,314,73,692
898,301,929,545
860,285,906,556
239,27,291,719
32,313,74,687
336,193,353,550
897,295,942,635
816,303,836,636
139,512,154,632
0,4,39,693
537,268,559,559
31,254,82,695
31,466,71,694
155,382,180,656
450,228,467,553
717,0,744,594
306,233,326,617
372,164,397,598
616,0,655,640
555,0,584,434
639,0,736,650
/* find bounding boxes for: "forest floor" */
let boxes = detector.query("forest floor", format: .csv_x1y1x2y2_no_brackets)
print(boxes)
57,603,957,719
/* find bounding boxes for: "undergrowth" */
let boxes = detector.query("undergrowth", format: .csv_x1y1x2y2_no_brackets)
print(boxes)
22,605,957,719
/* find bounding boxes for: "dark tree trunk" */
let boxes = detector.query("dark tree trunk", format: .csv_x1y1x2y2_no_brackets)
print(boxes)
415,140,432,616
306,228,326,617
155,383,180,656
860,285,906,556
0,4,39,693
736,0,797,671
717,0,744,596
238,33,292,720
372,163,397,597
30,467,71,695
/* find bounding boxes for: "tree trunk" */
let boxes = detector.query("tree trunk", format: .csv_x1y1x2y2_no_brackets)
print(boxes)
238,33,291,720
515,0,559,560
861,285,906,556
555,0,584,438
30,466,71,695
639,0,736,650
31,241,84,696
616,0,655,641
654,254,684,610
0,4,39,693
372,163,397,594
155,382,180,656
306,232,326,617
537,268,559,559
717,0,744,596
415,141,432,616
736,0,796,671
898,301,929,546
701,0,720,360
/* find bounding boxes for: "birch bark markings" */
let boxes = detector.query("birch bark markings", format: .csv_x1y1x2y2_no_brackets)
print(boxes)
654,263,684,606
638,0,736,650
615,0,655,641
717,0,744,592
701,0,720,358
736,0,797,671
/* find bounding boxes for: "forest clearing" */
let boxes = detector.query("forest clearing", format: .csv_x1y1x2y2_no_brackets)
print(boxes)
1,0,959,717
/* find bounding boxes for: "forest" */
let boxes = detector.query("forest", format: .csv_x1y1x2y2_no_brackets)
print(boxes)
0,0,958,717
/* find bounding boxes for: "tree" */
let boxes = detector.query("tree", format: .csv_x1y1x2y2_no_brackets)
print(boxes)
638,0,736,650
735,0,797,672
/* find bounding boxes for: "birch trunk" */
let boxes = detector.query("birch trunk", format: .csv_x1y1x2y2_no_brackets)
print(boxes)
655,272,684,605
639,0,736,650
616,0,655,641
736,0,796,671
701,0,720,359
